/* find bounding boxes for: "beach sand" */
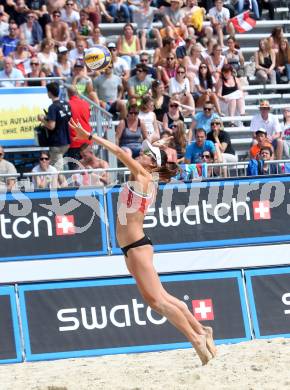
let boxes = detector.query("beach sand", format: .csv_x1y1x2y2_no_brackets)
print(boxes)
1,338,290,390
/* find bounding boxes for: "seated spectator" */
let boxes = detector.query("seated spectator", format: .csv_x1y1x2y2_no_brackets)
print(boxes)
207,117,237,164
60,0,80,28
275,39,290,84
32,151,58,189
182,0,212,39
249,128,273,159
10,40,31,76
68,37,87,65
77,143,110,186
37,38,57,73
162,99,184,133
131,51,157,80
108,42,130,82
200,149,222,178
247,146,281,176
87,26,106,47
188,102,220,141
0,11,9,39
127,63,153,105
19,12,43,49
255,38,276,85
223,36,245,78
161,0,188,43
282,107,290,159
93,63,127,119
235,0,260,20
138,95,160,143
184,128,217,164
45,9,70,46
216,64,245,122
25,0,50,34
0,146,17,191
0,22,20,57
206,43,227,82
208,0,235,47
168,65,195,114
54,46,72,78
106,0,131,23
25,56,46,86
153,36,176,67
116,23,140,69
152,80,170,122
176,35,197,61
72,9,94,39
167,119,187,162
193,62,222,116
0,56,23,87
268,27,284,54
159,51,178,88
115,104,148,158
153,131,177,163
182,43,203,85
130,0,162,50
258,0,274,21
250,100,283,160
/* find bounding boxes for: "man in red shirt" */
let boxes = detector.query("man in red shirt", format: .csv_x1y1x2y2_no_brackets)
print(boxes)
67,86,92,169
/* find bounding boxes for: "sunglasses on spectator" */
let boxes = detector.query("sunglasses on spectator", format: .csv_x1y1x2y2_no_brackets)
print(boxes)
204,107,212,111
31,62,39,65
177,71,185,74
136,69,144,73
140,58,148,62
170,104,178,108
211,122,221,126
202,154,211,159
66,2,74,5
40,157,49,161
129,111,139,115
53,13,61,17
200,65,207,69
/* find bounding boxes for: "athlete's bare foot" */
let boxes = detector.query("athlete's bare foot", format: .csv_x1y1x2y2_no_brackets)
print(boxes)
193,334,212,365
203,326,217,358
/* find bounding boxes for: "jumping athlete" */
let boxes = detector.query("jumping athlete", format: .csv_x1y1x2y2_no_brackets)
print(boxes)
69,117,217,365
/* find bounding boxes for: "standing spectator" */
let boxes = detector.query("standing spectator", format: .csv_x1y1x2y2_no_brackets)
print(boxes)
0,56,23,87
67,86,92,168
115,104,148,158
275,39,290,84
250,100,283,160
216,64,245,122
0,22,20,57
108,42,130,82
93,63,127,119
0,146,17,191
131,0,162,50
249,128,273,159
31,151,58,189
45,9,70,47
207,118,237,164
255,38,276,85
208,0,235,47
19,12,43,49
127,63,153,104
117,23,141,70
188,102,220,140
184,128,217,163
37,82,71,171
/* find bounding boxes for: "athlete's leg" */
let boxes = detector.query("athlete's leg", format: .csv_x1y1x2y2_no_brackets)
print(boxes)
125,245,212,365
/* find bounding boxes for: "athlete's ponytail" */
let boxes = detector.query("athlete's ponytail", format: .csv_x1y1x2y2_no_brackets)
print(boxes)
152,149,179,182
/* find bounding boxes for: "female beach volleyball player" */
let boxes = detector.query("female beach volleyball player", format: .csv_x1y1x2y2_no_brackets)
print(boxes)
69,118,217,365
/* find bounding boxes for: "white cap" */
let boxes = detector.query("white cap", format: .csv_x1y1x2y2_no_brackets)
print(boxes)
141,139,162,167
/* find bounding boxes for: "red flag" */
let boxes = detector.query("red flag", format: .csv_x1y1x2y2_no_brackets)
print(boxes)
230,11,256,33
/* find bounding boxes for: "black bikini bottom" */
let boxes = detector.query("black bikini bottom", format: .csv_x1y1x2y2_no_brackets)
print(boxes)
120,235,153,257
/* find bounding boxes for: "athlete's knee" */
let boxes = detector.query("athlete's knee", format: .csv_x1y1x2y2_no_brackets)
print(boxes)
142,292,166,313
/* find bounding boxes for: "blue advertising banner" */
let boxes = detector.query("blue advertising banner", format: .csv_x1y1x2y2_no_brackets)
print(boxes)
106,177,290,254
18,271,250,361
0,286,22,363
245,267,290,339
0,188,107,261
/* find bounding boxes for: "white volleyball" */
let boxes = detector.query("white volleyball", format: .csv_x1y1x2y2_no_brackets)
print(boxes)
84,45,112,71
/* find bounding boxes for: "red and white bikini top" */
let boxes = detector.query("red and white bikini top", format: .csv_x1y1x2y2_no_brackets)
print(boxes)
119,182,156,215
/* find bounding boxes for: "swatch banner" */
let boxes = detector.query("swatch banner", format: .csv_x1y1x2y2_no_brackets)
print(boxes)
18,271,250,361
246,267,290,338
0,188,107,262
0,286,22,363
106,178,290,254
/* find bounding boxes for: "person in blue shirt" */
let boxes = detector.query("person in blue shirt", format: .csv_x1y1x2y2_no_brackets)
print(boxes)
185,128,217,163
0,22,19,57
188,102,220,141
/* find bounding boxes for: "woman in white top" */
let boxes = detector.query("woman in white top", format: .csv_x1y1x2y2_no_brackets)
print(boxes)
182,43,203,90
32,151,58,189
54,46,72,77
37,38,57,73
206,43,227,82
138,95,160,143
168,65,195,116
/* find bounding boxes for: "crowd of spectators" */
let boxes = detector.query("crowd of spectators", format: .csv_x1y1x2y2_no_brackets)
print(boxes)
0,0,289,189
